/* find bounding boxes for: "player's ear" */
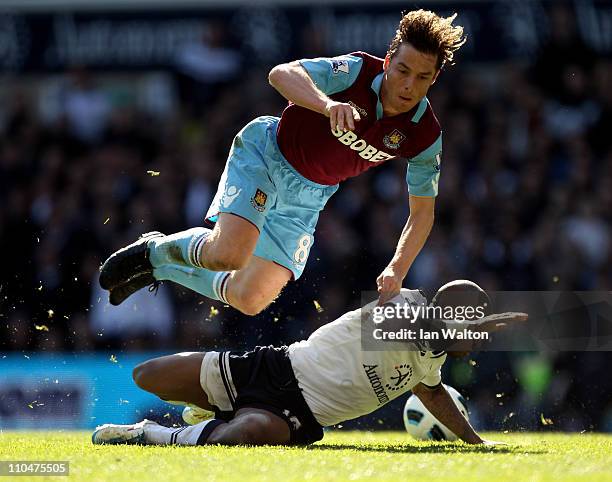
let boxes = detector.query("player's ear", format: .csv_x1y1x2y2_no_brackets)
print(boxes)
383,53,390,71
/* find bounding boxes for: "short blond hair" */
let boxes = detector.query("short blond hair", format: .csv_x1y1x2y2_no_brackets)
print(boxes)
388,9,467,70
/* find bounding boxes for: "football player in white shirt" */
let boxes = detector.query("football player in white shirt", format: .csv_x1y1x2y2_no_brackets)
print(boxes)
92,280,526,447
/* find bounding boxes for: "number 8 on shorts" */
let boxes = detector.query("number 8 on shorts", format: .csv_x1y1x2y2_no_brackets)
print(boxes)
293,234,312,265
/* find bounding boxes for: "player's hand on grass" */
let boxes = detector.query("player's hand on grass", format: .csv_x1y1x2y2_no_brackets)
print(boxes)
325,100,361,132
377,266,403,305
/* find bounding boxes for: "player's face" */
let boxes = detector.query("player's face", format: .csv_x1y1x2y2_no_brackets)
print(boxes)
381,42,440,116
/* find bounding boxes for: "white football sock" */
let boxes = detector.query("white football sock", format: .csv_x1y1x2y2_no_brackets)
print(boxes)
144,419,224,446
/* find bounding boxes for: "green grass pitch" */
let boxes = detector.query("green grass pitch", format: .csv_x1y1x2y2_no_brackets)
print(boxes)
1,431,611,481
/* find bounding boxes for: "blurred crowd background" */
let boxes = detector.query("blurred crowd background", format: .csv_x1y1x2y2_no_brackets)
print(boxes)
1,1,611,431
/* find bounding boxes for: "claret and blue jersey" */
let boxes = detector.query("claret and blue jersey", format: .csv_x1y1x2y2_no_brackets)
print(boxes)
206,51,443,279
277,51,443,197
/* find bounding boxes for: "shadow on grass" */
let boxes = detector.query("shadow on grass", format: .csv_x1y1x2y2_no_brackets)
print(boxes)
123,442,544,454
306,443,546,455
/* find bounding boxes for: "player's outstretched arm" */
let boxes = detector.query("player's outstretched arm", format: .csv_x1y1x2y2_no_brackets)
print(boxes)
377,195,435,304
268,62,360,131
408,311,528,355
411,383,504,445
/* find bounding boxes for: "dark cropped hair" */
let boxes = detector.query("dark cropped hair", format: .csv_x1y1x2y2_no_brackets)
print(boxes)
431,279,492,315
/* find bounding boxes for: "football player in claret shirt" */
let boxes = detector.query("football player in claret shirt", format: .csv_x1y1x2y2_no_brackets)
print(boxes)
99,10,467,313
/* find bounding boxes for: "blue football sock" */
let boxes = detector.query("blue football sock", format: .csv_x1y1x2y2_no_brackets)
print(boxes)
153,264,231,303
148,227,210,269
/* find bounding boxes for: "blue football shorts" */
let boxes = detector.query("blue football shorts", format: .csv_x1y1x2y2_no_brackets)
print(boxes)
205,116,339,279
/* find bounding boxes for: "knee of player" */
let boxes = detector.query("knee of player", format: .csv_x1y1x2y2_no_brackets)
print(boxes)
234,292,272,316
206,249,250,272
132,359,159,391
239,418,269,445
209,415,272,445
239,413,290,445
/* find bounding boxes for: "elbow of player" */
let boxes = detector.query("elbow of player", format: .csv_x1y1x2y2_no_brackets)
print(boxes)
268,64,285,87
269,62,302,88
268,66,278,86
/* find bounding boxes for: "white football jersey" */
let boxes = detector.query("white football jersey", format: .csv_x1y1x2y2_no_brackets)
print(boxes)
287,289,447,427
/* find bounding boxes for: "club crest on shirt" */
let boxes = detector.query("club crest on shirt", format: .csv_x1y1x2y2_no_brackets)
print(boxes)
434,153,441,172
383,129,406,150
385,364,413,392
251,188,268,212
331,59,350,75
